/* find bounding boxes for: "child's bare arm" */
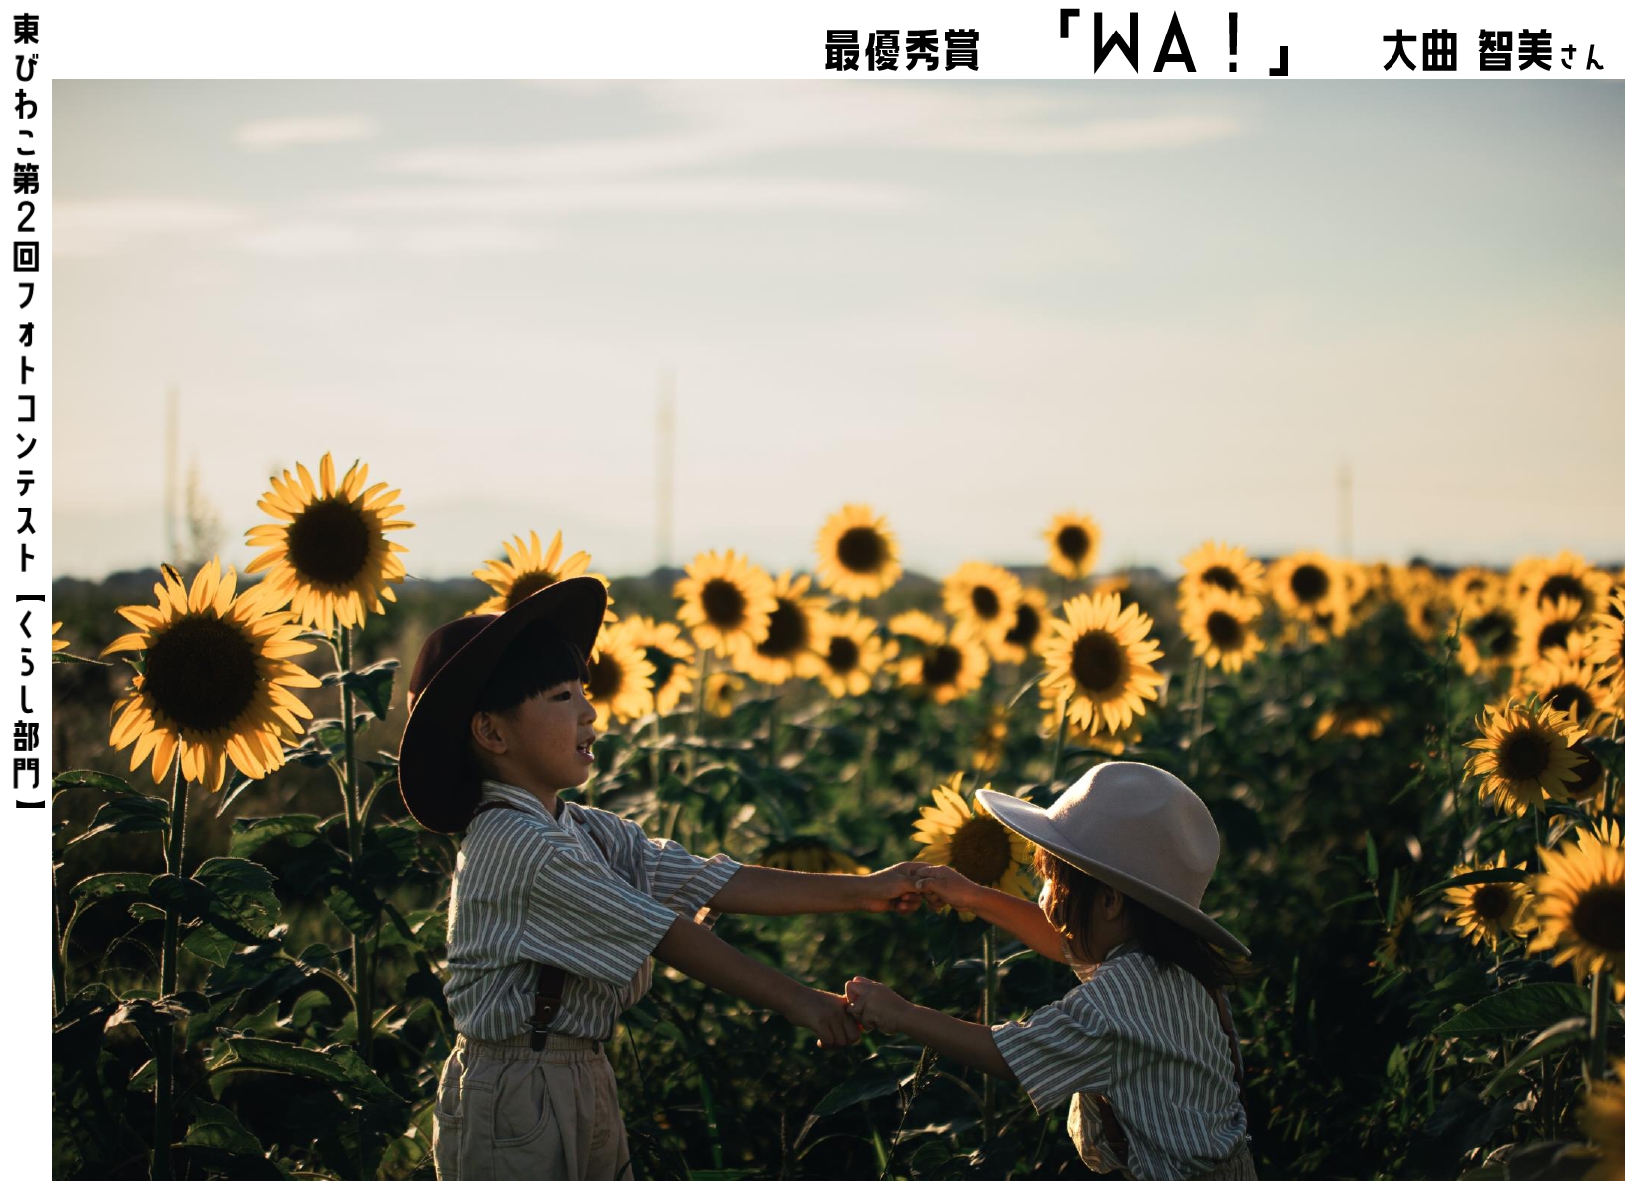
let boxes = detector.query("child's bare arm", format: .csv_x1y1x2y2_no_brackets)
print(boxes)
653,914,860,1048
914,867,1069,964
844,977,1017,1081
706,862,929,915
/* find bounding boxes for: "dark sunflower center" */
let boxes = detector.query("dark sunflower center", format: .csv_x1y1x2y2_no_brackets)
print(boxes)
1056,525,1090,562
1472,885,1511,922
1070,631,1125,693
1289,564,1330,605
1569,747,1603,799
826,635,860,674
1538,620,1576,652
920,644,964,687
947,815,1013,886
1200,566,1240,593
757,600,809,658
970,586,1001,621
1538,575,1586,608
1467,610,1516,658
1499,729,1551,781
700,578,746,628
836,527,885,574
1547,685,1594,724
1205,610,1242,650
1569,887,1625,953
588,653,624,703
643,645,677,693
143,614,261,734
505,569,559,609
1005,604,1040,648
282,496,373,587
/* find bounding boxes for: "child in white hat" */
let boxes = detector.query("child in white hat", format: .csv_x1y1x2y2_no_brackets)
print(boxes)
845,761,1255,1181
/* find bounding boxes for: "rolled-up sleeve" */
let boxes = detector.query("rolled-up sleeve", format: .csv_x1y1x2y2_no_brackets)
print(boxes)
991,990,1114,1113
520,844,681,987
638,832,742,928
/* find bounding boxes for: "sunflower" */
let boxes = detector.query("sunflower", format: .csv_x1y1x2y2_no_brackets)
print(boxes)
1581,1062,1625,1181
1466,700,1584,816
1181,590,1264,674
1403,586,1459,645
942,561,1022,645
1442,853,1536,950
815,504,902,600
1527,551,1614,618
470,530,591,616
101,560,320,792
618,616,695,714
734,572,828,685
583,623,655,732
1520,655,1616,735
912,771,1034,919
1530,820,1625,999
971,705,1010,773
815,610,894,698
890,612,989,704
674,549,774,658
1588,592,1625,685
1459,602,1521,677
51,620,68,653
1310,703,1392,741
244,453,412,632
1569,742,1606,804
756,838,870,875
1270,551,1346,623
1038,592,1165,736
988,585,1049,665
1179,541,1266,609
1043,512,1101,581
703,671,744,718
1449,567,1502,614
1518,596,1591,669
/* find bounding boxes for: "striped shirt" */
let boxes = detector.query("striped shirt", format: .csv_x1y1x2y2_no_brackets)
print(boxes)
442,779,741,1042
991,942,1247,1181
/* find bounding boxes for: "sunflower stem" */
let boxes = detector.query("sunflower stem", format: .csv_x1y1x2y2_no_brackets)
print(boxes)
150,762,188,1181
1189,661,1209,782
1591,969,1612,1086
337,626,375,1067
1048,693,1072,790
982,925,998,1144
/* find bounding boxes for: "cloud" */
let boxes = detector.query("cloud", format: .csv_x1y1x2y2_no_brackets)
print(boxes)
55,197,251,257
333,176,914,217
233,114,378,151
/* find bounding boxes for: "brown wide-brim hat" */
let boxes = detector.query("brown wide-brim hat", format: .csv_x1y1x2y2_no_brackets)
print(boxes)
976,761,1249,958
397,576,606,834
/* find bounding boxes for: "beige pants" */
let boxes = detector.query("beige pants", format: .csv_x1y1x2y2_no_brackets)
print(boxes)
433,1032,633,1181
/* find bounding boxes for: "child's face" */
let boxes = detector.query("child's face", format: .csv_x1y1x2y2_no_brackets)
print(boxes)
487,679,599,791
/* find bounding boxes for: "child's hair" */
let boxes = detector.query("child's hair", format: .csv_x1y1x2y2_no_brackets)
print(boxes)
462,621,591,779
1033,847,1251,990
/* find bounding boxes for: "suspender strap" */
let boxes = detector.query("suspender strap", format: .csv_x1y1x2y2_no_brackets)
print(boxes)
470,796,613,1052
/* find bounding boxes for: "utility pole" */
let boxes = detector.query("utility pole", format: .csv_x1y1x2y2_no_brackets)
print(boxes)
655,371,675,575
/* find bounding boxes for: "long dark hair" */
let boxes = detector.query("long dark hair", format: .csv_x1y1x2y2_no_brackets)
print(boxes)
1033,847,1252,990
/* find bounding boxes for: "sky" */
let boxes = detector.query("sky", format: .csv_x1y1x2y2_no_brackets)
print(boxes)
54,81,1625,581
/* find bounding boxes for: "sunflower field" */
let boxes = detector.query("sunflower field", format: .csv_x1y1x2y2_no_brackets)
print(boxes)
49,454,1625,1181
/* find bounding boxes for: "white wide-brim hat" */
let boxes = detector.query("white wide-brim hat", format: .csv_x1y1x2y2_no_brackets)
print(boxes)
976,761,1248,958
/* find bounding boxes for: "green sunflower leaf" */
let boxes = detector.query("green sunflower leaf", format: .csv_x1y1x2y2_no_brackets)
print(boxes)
65,794,170,847
1480,1016,1591,1099
182,857,283,966
207,1035,406,1107
1434,983,1590,1037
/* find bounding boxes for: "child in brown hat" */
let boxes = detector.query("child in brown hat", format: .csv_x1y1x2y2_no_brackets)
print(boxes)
398,577,927,1181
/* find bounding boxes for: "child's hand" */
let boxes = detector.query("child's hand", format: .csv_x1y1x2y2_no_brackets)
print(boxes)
911,865,982,914
843,976,913,1036
786,987,863,1048
858,860,933,914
